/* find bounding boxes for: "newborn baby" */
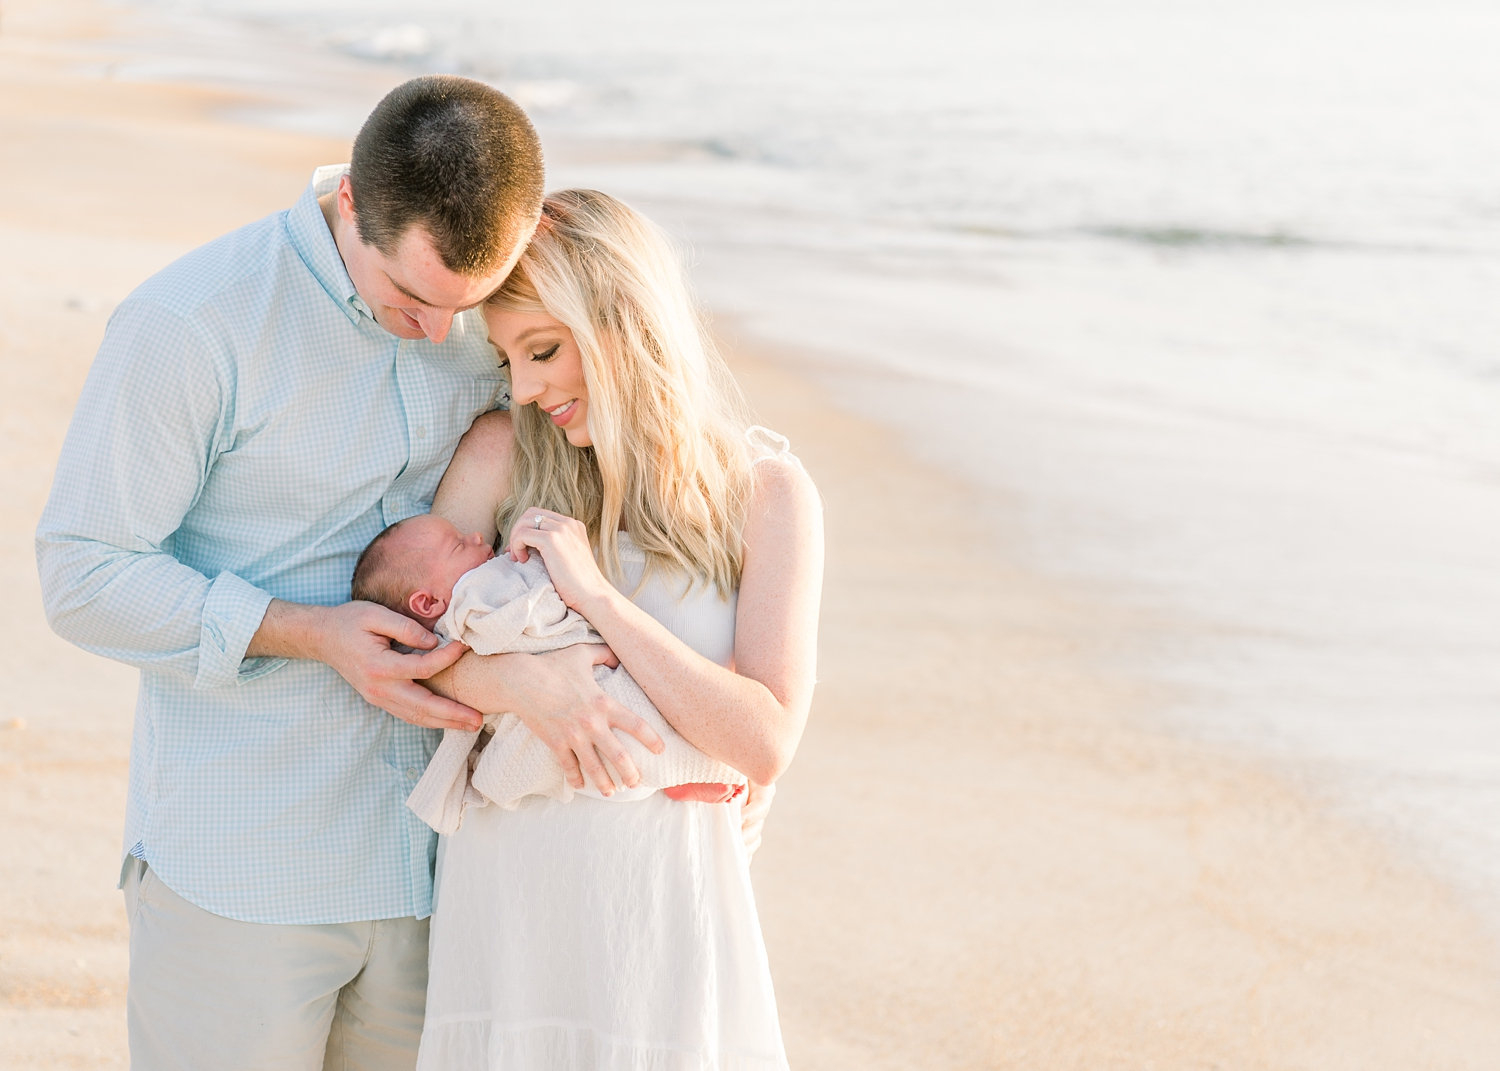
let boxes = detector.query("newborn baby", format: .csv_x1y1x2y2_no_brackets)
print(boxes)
352,514,746,833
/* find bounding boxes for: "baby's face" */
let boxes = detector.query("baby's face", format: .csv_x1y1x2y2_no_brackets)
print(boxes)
401,514,495,603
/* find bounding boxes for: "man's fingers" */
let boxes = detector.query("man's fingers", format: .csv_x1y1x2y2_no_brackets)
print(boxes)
739,780,775,860
420,709,485,732
375,610,440,650
378,682,482,731
419,692,484,731
401,639,469,679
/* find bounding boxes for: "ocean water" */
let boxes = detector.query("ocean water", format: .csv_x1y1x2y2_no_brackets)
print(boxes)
113,0,1500,911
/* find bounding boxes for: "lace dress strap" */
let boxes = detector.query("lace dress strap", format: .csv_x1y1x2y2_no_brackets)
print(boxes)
746,425,804,470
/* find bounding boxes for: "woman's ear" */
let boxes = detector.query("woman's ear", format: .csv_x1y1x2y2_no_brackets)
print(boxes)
408,590,449,620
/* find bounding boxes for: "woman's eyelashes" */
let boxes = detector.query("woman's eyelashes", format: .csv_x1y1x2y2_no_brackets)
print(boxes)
490,341,559,368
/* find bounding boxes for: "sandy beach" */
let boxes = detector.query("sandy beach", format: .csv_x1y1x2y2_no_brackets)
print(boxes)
4,1,1500,1068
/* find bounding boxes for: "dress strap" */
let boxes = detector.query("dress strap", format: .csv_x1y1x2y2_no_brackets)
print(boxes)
746,425,801,469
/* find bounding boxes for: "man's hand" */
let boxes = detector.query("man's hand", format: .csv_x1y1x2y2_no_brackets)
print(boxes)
740,780,776,861
445,643,664,796
252,599,483,731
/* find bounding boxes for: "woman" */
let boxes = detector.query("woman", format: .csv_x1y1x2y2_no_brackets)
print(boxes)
416,189,823,1070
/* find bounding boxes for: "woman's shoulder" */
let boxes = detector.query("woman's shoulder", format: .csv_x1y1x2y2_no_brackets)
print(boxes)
462,407,516,448
743,426,821,521
432,409,517,541
449,408,518,478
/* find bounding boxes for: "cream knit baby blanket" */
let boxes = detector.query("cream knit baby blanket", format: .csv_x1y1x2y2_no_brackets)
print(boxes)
405,553,746,834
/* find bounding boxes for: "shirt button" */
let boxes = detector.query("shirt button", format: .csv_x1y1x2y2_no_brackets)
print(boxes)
413,426,427,439
405,767,420,780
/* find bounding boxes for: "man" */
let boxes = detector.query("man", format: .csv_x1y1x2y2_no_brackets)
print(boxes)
36,75,662,1069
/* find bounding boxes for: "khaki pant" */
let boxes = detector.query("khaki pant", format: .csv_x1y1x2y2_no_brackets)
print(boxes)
123,859,428,1071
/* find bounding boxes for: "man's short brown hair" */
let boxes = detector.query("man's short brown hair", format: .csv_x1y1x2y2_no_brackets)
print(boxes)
349,75,545,277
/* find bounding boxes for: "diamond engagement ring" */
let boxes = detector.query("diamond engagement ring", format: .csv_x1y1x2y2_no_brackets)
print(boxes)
533,515,543,529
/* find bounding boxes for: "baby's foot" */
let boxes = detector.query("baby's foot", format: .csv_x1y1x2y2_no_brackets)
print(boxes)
663,782,745,804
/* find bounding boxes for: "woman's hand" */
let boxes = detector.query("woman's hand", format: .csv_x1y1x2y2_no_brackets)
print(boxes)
564,454,822,786
432,643,665,794
507,507,615,617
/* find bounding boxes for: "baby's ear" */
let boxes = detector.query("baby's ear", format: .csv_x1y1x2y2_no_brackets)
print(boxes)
408,590,449,620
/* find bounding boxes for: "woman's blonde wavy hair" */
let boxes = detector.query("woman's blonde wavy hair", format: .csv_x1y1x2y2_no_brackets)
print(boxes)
486,189,755,596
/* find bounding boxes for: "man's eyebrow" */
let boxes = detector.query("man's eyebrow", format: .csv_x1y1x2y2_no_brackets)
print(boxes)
388,274,487,315
386,274,435,307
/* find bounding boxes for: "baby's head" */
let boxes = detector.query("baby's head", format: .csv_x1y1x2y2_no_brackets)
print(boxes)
352,514,495,629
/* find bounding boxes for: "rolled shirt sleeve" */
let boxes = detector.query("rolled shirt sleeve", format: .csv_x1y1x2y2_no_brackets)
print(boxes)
198,572,283,688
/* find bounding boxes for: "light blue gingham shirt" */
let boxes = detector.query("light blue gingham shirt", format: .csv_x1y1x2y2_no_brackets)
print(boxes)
36,166,506,924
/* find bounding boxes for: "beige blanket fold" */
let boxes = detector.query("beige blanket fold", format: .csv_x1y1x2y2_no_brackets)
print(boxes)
405,554,747,834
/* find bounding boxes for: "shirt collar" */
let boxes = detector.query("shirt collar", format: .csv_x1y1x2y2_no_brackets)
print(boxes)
285,164,377,327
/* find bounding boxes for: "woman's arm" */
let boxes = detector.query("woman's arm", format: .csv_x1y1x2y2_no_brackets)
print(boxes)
426,409,666,792
513,456,824,785
430,408,512,543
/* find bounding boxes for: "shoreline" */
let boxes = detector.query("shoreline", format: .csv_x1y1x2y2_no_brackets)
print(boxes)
4,1,1500,1067
726,330,1500,1067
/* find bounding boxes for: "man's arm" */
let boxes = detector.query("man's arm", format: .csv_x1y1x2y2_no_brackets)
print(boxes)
37,298,277,689
36,297,480,729
740,780,776,860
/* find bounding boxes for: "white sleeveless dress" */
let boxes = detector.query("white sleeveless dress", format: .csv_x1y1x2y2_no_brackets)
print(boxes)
416,471,791,1070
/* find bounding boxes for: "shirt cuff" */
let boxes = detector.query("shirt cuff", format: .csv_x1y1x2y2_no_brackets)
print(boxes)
195,572,286,689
